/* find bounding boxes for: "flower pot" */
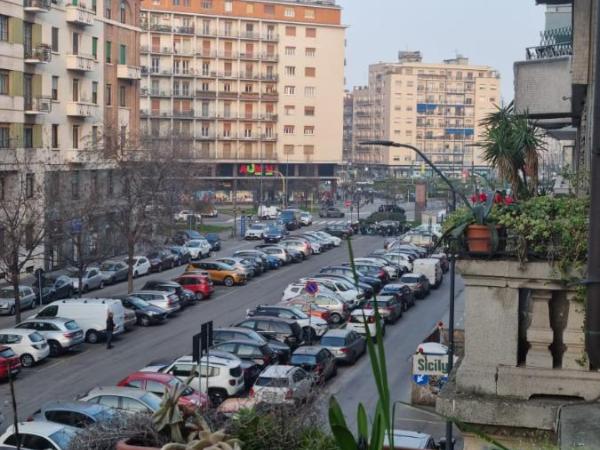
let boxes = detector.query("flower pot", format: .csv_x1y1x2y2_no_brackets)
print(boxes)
466,224,493,255
116,439,161,450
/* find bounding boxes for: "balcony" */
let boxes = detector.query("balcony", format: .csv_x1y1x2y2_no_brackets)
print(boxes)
197,50,217,58
217,51,238,59
261,53,278,62
196,28,217,37
219,91,238,99
66,53,97,72
141,89,171,97
148,24,173,33
24,96,52,115
117,64,142,80
239,52,260,61
526,26,572,60
239,31,261,40
196,111,216,119
195,90,217,99
173,90,192,98
66,101,98,118
239,72,259,81
240,92,260,101
261,92,279,101
175,26,194,35
197,71,217,79
195,132,216,140
65,3,95,26
172,110,194,118
261,133,277,141
24,44,51,64
172,69,194,77
24,0,50,13
262,33,279,42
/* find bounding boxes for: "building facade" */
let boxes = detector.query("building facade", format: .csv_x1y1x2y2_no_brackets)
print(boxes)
342,89,352,162
138,0,345,202
354,51,501,177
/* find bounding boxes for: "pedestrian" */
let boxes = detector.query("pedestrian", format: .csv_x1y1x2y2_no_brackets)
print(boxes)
106,311,115,350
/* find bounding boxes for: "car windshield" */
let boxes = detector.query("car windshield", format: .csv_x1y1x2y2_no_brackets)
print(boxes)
29,332,44,342
249,224,264,230
401,276,420,283
290,354,316,365
141,393,162,411
100,263,117,271
0,288,14,298
0,347,16,358
128,297,150,308
65,268,79,277
290,307,309,319
49,428,77,448
320,336,346,347
168,378,194,396
255,377,289,387
93,407,116,422
64,320,79,330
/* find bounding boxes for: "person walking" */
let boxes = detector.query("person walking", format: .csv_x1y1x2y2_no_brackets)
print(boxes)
106,311,115,350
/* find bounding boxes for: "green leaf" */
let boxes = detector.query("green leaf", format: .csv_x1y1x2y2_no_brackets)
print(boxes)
331,424,359,450
369,404,385,450
357,403,369,442
329,396,349,429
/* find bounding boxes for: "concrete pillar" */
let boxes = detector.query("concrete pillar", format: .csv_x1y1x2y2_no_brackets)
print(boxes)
525,290,554,369
562,293,586,369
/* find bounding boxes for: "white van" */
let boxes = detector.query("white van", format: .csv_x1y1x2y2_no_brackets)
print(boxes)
32,298,126,344
412,258,443,289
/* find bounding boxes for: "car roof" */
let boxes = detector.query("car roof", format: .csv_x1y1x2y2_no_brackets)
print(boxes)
292,346,324,355
246,315,296,325
383,429,433,448
258,365,298,377
123,371,177,383
0,328,40,335
19,317,73,324
402,272,425,278
131,290,170,296
144,280,178,286
40,400,109,414
84,386,151,398
173,354,240,367
6,420,76,435
215,327,254,334
215,339,260,346
350,309,376,316
323,329,353,338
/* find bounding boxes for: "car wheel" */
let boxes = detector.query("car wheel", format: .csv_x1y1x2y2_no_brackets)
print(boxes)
9,305,15,315
330,313,342,325
133,271,138,278
196,292,205,301
100,280,105,289
208,388,228,406
30,298,37,309
139,316,151,327
86,329,100,344
20,354,35,368
224,276,234,287
48,340,62,356
82,284,88,293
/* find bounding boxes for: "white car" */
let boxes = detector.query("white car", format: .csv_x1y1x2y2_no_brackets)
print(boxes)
128,256,151,277
250,365,313,405
299,212,313,226
245,223,268,240
174,210,203,223
184,239,212,259
345,309,386,341
143,354,245,405
0,421,79,450
354,257,400,279
0,328,50,367
67,267,104,293
315,231,341,247
282,282,340,303
298,277,362,307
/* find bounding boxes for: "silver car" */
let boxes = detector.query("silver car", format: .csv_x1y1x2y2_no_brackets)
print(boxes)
15,317,84,356
79,386,162,413
320,329,366,364
68,267,105,293
0,285,38,316
214,257,253,278
129,291,181,315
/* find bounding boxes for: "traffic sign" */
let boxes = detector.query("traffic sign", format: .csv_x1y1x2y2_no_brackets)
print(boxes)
413,374,429,385
304,280,319,296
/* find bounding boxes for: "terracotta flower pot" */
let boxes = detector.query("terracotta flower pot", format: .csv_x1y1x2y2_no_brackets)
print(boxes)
116,439,161,450
466,224,493,255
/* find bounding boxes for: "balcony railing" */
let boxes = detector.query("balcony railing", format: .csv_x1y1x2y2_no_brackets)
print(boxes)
65,3,94,26
24,0,50,12
24,44,52,63
117,64,141,80
66,101,98,118
147,24,173,33
172,110,194,118
239,52,260,60
195,90,217,98
526,26,572,60
66,53,98,71
24,96,52,114
239,31,261,40
175,26,194,35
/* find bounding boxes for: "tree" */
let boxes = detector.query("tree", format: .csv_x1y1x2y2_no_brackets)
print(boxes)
0,156,46,324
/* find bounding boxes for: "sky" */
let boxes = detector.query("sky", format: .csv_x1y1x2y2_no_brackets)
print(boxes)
338,0,546,102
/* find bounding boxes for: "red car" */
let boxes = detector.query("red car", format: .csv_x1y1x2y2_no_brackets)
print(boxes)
173,274,214,300
117,371,209,413
0,346,21,380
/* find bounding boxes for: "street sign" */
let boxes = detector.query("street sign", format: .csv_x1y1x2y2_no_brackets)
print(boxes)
413,374,429,385
70,219,82,234
305,280,319,296
192,320,213,363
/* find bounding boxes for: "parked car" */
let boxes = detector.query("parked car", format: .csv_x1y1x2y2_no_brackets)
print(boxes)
146,250,172,272
290,346,337,384
313,231,342,247
213,327,291,363
254,245,290,264
258,205,279,220
355,256,404,279
381,283,415,310
173,273,214,301
320,266,382,292
344,261,390,284
34,274,74,304
310,273,374,299
212,339,277,369
143,354,245,405
141,280,194,307
250,365,312,405
0,285,37,316
0,346,21,380
297,277,363,307
215,257,254,279
279,209,300,230
185,261,246,287
320,329,366,365
207,349,262,390
30,401,116,428
299,212,313,226
15,317,84,356
80,386,162,414
0,421,78,450
183,239,212,259
323,224,351,239
117,371,209,413
383,430,440,449
302,231,334,250
234,249,280,270
277,300,332,324
245,223,269,240
247,304,329,340
284,292,349,325
203,233,222,251
362,295,403,323
113,295,168,326
279,239,311,259
430,253,449,273
413,258,444,289
126,256,151,278
296,235,322,254
201,207,218,218
169,246,192,266
345,309,385,341
34,299,126,344
319,207,345,218
399,273,430,299
129,291,181,315
0,328,49,367
99,261,129,285
66,267,104,293
263,226,285,243
174,210,203,223
235,316,304,350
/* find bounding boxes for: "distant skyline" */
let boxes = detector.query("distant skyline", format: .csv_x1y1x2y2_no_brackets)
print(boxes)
338,0,546,102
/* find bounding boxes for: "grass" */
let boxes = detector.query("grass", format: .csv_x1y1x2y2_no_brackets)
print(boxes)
173,223,232,234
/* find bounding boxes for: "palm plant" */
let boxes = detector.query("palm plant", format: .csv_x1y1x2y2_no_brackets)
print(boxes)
479,102,545,200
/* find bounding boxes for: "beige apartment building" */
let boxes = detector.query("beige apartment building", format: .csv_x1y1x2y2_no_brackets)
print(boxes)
0,0,141,272
138,0,344,202
354,51,500,177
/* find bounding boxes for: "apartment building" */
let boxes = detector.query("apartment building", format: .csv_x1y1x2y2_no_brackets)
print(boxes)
0,0,141,272
355,51,500,177
342,89,352,162
138,0,344,202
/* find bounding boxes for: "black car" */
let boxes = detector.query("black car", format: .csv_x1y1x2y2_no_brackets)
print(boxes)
99,261,129,285
141,280,194,307
323,224,351,239
380,284,415,310
319,207,345,218
112,295,168,326
290,346,337,384
212,339,277,369
319,266,382,292
213,327,291,362
234,316,304,350
263,226,284,243
168,246,192,266
233,250,269,272
146,250,175,272
342,262,389,284
203,233,221,251
34,274,74,304
207,349,261,389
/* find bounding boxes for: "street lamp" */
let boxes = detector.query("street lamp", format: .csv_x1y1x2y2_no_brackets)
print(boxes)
360,139,469,450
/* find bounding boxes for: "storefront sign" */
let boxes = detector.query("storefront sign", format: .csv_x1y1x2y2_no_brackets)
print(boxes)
412,353,450,377
239,164,277,176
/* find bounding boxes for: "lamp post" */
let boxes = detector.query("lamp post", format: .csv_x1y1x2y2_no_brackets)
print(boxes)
361,140,470,450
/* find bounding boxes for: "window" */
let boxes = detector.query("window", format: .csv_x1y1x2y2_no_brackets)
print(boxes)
284,144,294,155
202,0,212,8
120,0,126,23
52,76,58,100
284,105,295,115
91,37,97,59
172,0,179,5
105,41,112,63
107,170,114,196
119,44,126,64
245,3,253,13
303,145,314,155
72,78,79,101
105,84,112,105
304,126,314,135
0,70,7,95
305,47,315,57
92,126,98,148
24,126,33,148
0,15,7,41
263,4,274,14
305,67,315,77
283,125,294,135
224,0,232,12
305,28,316,38
304,86,315,97
105,3,111,18
51,125,58,148
51,27,59,52
0,126,8,148
91,81,98,104
285,46,295,56
72,125,79,149
120,125,127,146
304,8,315,19
284,7,295,17
71,171,80,200
285,66,295,76
119,85,126,107
25,173,34,199
284,85,295,95
285,26,296,37
304,106,314,116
